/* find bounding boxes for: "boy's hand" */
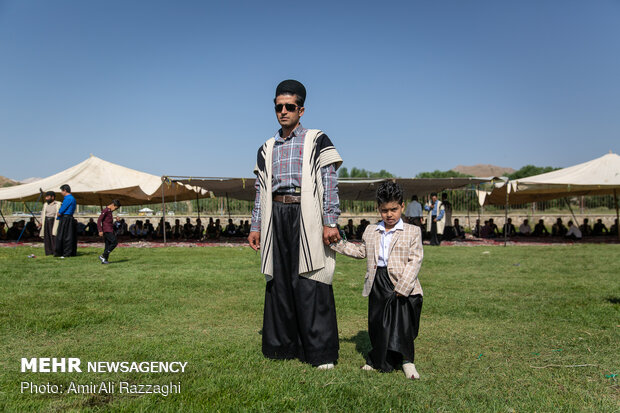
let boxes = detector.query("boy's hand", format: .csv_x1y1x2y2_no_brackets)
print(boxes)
323,226,341,245
98,232,103,237
248,231,260,251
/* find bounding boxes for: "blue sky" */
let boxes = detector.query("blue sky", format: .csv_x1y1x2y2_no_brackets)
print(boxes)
1,0,618,180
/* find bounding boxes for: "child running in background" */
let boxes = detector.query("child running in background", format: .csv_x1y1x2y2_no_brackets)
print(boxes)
331,181,424,379
97,200,121,264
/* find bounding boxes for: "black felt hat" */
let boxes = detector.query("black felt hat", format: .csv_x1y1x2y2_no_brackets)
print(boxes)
275,79,306,104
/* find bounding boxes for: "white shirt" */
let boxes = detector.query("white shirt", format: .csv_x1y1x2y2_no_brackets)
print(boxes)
566,225,582,238
377,219,404,267
519,224,531,234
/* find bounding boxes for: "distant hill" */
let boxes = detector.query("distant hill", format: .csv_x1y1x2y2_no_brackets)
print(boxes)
20,177,42,184
451,164,515,177
0,176,19,188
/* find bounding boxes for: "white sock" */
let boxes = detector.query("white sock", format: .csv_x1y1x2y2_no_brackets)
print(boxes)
403,362,420,379
361,364,374,371
316,363,334,370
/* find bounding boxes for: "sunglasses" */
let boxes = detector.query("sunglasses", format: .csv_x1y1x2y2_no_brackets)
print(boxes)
275,103,300,113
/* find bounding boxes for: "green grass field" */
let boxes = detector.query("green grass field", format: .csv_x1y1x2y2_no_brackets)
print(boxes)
1,244,619,412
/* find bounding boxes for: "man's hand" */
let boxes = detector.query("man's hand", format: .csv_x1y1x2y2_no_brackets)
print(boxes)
248,231,260,251
323,226,341,246
433,218,437,223
98,232,103,237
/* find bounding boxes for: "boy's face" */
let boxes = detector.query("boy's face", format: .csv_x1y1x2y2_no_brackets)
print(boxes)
378,201,404,229
109,204,118,211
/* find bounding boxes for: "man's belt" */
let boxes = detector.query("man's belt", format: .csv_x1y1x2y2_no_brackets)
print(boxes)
273,194,301,204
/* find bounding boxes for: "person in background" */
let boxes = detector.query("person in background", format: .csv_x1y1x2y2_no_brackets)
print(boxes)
172,219,183,239
610,218,618,236
194,218,204,239
441,193,453,240
225,218,237,237
453,218,465,240
552,218,567,237
565,220,582,240
85,218,98,236
39,191,61,255
98,200,121,264
0,222,7,240
502,218,516,237
24,217,38,238
488,218,500,238
579,218,592,236
592,219,608,236
519,219,531,236
344,219,356,240
424,192,445,246
532,219,549,236
55,184,78,257
183,218,193,239
404,195,423,228
472,219,482,237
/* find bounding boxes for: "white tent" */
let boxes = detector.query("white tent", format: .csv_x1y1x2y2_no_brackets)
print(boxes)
0,155,207,206
480,153,620,205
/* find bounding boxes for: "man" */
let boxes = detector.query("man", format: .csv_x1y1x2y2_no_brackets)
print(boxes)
580,218,592,236
532,219,549,236
248,80,342,370
98,200,121,264
592,219,608,236
552,218,567,237
453,218,465,239
404,195,423,228
85,218,98,236
565,221,582,240
441,193,453,240
424,192,444,245
39,191,61,255
55,184,77,257
519,219,531,236
502,218,516,237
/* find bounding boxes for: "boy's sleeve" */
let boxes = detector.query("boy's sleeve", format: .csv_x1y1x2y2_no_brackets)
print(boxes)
330,226,368,259
97,210,105,233
394,226,424,296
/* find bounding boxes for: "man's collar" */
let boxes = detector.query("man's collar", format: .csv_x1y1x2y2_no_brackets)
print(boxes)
376,219,404,233
277,124,305,141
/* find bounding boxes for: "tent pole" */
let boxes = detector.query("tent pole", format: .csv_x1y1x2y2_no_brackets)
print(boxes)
0,204,8,227
504,186,509,247
196,193,200,220
161,180,167,245
563,197,578,227
614,189,619,242
226,192,231,221
17,191,44,243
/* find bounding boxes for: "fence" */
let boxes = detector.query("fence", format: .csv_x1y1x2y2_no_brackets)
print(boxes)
1,192,617,218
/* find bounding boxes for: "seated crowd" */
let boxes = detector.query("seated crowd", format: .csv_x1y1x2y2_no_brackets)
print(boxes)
1,214,618,243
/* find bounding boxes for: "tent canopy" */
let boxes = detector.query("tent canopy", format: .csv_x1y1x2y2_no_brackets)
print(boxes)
0,155,207,206
480,153,620,205
168,176,496,202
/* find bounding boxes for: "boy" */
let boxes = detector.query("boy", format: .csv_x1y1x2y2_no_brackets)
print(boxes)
97,200,121,264
331,182,424,379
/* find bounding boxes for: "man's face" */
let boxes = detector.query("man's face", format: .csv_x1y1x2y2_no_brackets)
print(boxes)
431,195,437,203
61,190,68,196
109,204,118,211
275,95,304,130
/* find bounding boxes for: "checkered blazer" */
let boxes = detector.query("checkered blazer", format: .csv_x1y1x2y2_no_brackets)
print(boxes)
331,222,424,297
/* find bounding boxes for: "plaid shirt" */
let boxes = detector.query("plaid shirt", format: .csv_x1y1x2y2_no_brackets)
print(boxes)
251,125,340,232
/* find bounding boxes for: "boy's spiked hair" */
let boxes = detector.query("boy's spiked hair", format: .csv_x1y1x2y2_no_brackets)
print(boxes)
376,181,403,206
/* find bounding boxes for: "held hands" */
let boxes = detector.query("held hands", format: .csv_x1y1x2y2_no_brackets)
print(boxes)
323,226,341,246
248,231,260,251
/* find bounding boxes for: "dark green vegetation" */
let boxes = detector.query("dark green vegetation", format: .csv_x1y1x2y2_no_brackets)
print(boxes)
1,245,618,412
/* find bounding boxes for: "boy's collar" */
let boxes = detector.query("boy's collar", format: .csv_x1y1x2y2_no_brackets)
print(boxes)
376,219,404,233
